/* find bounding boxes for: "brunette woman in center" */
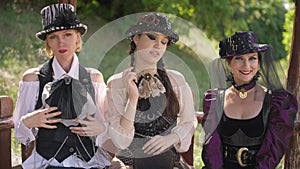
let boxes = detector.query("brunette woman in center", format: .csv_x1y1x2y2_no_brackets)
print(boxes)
106,13,197,169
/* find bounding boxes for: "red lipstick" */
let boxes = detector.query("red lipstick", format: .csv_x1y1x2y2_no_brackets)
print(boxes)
59,49,67,53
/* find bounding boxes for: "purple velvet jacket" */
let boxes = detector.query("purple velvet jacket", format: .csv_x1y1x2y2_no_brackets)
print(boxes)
201,89,298,169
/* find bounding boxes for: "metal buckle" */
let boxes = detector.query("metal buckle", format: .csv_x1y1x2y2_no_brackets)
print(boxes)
236,147,248,167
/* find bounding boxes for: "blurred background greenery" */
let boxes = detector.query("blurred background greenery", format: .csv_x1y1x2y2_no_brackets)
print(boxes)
0,0,295,168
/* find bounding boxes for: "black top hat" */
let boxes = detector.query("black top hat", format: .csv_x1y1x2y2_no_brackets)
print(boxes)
126,13,179,46
219,31,268,59
36,3,87,40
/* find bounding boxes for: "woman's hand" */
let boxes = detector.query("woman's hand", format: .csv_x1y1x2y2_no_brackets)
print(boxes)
108,157,133,169
120,67,139,129
142,133,180,155
122,67,139,101
22,107,61,129
69,115,105,137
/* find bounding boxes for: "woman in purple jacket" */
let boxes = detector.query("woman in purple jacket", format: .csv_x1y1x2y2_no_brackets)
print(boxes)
201,31,298,169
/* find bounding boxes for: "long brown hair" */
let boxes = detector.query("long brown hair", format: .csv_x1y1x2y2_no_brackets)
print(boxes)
129,41,180,117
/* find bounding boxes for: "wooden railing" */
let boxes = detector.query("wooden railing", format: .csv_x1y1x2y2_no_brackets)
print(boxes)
0,96,14,169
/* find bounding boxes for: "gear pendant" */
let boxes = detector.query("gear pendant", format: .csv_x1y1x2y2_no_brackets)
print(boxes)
239,88,247,99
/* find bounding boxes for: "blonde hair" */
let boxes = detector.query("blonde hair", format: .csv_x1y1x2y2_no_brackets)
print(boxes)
44,30,82,57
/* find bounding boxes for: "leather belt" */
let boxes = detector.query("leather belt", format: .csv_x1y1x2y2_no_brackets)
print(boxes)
223,145,257,167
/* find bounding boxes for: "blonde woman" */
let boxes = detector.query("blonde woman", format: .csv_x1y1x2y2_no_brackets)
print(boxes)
14,4,110,169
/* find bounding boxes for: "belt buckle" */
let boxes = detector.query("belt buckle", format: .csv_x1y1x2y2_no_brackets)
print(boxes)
236,147,248,167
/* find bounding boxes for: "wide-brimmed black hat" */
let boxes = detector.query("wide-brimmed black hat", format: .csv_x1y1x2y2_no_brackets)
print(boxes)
126,13,179,46
36,3,87,40
219,31,268,59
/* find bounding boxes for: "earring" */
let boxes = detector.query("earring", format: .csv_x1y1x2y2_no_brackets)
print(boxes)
253,71,260,81
227,72,234,82
46,48,53,57
75,42,81,52
49,50,53,57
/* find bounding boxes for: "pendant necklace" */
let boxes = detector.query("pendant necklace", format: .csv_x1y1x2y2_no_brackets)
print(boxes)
232,80,256,99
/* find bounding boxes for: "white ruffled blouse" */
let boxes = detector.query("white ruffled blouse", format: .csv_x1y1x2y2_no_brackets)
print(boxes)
107,69,198,152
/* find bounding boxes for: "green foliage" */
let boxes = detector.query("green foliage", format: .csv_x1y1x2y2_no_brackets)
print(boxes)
7,0,289,61
0,3,44,99
92,0,288,60
247,0,287,60
193,125,204,168
77,0,100,17
191,0,287,60
142,0,195,17
283,4,294,58
88,0,145,20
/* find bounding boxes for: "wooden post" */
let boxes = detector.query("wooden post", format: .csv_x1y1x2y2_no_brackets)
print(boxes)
0,96,14,169
285,0,300,168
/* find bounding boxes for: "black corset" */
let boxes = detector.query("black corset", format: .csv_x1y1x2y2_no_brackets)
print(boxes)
219,112,264,146
219,91,271,147
117,94,179,167
134,94,177,137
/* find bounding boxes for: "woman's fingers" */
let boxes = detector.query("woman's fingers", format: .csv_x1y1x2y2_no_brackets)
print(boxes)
142,135,174,155
70,115,105,137
70,126,95,137
45,111,61,119
42,123,58,129
23,106,61,128
42,107,61,129
143,137,161,154
44,106,58,113
45,117,61,124
123,67,137,84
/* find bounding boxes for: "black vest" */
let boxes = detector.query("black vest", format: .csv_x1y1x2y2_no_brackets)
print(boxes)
35,58,96,162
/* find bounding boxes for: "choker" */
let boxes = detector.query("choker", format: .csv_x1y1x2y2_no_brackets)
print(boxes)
232,80,256,99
